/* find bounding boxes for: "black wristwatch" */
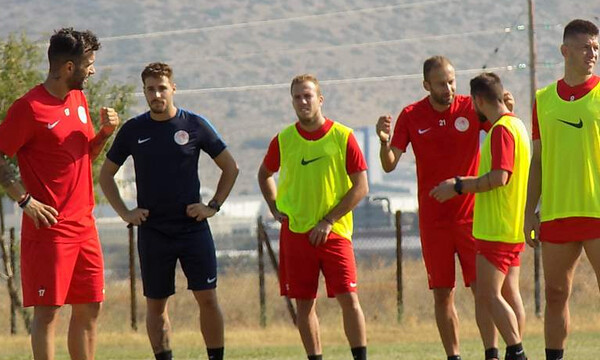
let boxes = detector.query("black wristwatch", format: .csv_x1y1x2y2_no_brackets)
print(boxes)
453,176,463,195
207,199,221,212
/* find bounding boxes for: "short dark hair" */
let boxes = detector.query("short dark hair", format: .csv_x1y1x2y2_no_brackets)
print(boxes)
290,73,321,96
563,19,599,42
48,28,100,69
470,72,504,104
141,62,174,83
423,56,453,82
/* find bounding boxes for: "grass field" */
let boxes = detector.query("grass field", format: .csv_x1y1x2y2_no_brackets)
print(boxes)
1,247,599,359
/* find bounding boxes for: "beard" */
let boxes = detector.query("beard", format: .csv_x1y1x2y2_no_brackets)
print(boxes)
149,100,167,114
67,69,87,90
476,110,488,123
430,92,454,107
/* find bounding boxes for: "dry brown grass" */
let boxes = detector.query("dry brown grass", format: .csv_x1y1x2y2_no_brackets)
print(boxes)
1,247,599,338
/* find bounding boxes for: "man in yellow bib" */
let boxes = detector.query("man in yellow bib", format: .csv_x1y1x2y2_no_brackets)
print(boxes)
258,74,369,360
430,73,530,360
524,19,600,360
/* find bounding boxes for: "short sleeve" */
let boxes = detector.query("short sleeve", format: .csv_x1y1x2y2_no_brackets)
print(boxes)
262,136,280,173
106,121,132,166
390,108,410,152
0,98,36,157
490,125,515,174
346,132,367,174
531,101,539,140
197,116,226,158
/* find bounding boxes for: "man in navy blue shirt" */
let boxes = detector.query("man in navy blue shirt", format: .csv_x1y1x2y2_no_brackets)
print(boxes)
100,62,238,360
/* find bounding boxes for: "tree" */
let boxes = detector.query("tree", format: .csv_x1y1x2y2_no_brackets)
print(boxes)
0,32,135,334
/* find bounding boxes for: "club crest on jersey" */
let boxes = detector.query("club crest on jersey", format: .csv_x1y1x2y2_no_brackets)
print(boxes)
174,130,190,145
64,108,70,116
454,117,469,132
77,106,88,124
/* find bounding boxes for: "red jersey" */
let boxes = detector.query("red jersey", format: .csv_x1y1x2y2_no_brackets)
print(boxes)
531,75,600,242
391,95,488,227
263,118,367,174
0,85,97,242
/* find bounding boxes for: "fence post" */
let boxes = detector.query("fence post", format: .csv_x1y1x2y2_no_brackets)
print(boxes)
534,245,541,317
128,224,138,331
395,210,403,323
9,227,16,335
257,217,267,327
257,217,297,325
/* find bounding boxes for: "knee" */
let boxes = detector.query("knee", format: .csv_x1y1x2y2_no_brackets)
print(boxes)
195,292,220,310
545,283,570,306
433,289,454,308
34,307,61,326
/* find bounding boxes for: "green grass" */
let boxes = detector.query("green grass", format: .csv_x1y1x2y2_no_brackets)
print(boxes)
1,326,599,359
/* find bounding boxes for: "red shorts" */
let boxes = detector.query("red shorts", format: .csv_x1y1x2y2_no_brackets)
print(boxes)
279,221,357,299
21,236,105,307
476,240,524,274
420,222,476,289
540,217,600,243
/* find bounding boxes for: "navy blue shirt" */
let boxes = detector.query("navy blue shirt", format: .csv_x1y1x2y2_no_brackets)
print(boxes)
107,108,226,232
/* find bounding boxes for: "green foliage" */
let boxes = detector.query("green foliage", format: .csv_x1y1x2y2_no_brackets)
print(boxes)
0,32,136,199
84,72,135,188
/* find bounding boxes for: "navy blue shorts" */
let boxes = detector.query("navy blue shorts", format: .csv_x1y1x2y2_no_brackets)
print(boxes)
137,223,217,299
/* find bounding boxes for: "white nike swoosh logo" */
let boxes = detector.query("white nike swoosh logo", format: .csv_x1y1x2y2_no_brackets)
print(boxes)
47,120,60,129
418,128,431,135
207,277,217,284
137,138,151,144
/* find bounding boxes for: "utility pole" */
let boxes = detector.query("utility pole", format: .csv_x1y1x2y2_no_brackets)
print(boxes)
527,0,542,319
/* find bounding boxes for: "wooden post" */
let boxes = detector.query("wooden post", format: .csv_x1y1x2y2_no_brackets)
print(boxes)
9,227,16,335
527,0,542,319
395,210,403,323
257,217,267,328
128,224,138,331
1,227,31,334
257,217,297,325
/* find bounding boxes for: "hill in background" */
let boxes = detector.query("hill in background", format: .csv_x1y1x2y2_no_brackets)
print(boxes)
1,0,599,195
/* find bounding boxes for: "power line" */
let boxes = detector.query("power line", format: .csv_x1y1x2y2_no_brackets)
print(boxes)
131,63,527,96
98,25,522,71
100,0,460,42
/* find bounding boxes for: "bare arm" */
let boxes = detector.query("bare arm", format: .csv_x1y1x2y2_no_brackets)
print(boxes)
186,149,239,221
90,107,120,160
429,169,510,203
309,170,369,246
523,140,541,247
376,115,403,172
257,163,287,222
99,159,149,225
0,153,58,228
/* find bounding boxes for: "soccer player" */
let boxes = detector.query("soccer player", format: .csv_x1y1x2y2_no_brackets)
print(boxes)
524,19,600,360
0,28,119,360
431,72,530,360
376,56,521,360
99,62,238,360
257,74,369,360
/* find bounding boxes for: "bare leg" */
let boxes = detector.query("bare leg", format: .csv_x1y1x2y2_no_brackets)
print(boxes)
501,266,526,337
146,297,171,354
542,242,582,349
31,305,61,360
476,255,521,346
471,282,498,355
68,302,102,360
295,298,321,356
433,287,460,356
335,292,366,348
193,289,224,348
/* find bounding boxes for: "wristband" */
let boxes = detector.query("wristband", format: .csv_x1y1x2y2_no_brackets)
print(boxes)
323,217,334,225
453,176,463,195
18,193,32,209
207,199,221,212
